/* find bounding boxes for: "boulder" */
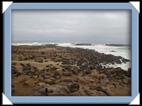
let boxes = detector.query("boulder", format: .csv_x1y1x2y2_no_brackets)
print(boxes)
67,82,80,93
63,71,72,76
52,72,61,79
35,57,43,63
44,78,55,85
35,87,48,96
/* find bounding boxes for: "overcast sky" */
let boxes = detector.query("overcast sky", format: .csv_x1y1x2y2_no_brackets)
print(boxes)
12,10,131,44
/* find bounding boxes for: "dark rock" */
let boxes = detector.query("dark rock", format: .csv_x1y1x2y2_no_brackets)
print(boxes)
52,72,61,79
35,57,43,63
33,75,38,79
63,70,72,76
127,68,131,77
45,78,55,84
71,69,79,75
110,50,116,52
82,69,91,75
81,62,88,67
22,64,32,73
70,66,80,75
122,79,128,84
67,82,80,93
95,64,103,70
50,66,58,71
100,77,109,86
95,86,111,96
12,65,17,74
41,51,45,55
115,59,122,64
62,59,70,64
35,87,48,96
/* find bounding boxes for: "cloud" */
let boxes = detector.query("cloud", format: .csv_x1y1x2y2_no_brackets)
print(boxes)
12,10,130,44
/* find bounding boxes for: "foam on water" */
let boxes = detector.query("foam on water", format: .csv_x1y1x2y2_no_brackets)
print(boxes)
12,42,43,46
100,62,130,71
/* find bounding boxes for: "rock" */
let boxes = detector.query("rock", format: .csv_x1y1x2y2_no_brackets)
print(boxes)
42,74,48,79
67,82,80,93
71,69,79,75
62,79,74,83
45,59,48,62
62,59,70,64
50,66,58,71
95,90,107,96
121,58,129,63
18,55,25,61
38,82,46,87
52,72,61,79
81,62,88,67
36,87,48,96
110,50,115,52
29,55,34,59
61,65,70,70
12,66,17,74
95,64,103,70
100,77,109,86
33,75,38,79
23,81,30,86
35,57,43,63
32,66,38,72
20,63,25,67
115,59,122,64
41,51,45,55
115,67,123,71
46,65,50,67
88,65,95,70
12,45,131,96
84,69,91,74
22,64,32,73
63,71,72,76
95,86,111,96
122,79,128,84
126,68,131,77
45,78,55,85
34,84,69,96
62,69,72,76
70,66,80,75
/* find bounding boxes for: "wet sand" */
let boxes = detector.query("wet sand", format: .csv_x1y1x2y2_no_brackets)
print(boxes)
12,45,131,96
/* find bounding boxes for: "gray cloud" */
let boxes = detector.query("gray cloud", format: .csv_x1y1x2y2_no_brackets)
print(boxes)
12,10,131,44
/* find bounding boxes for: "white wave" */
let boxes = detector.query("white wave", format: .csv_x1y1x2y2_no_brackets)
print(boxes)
93,45,130,60
100,62,130,71
12,42,42,46
57,43,73,47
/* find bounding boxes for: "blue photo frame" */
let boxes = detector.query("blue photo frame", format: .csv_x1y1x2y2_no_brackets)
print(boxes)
3,2,139,104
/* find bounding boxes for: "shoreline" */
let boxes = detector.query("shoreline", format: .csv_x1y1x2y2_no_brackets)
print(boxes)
12,44,130,70
12,45,131,96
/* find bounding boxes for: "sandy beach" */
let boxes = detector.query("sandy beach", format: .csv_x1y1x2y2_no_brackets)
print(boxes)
12,45,131,96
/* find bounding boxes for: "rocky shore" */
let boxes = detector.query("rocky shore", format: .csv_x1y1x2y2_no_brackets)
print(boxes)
12,45,131,96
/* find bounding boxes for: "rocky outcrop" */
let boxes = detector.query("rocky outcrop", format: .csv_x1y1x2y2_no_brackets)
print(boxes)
67,82,80,93
12,45,131,96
